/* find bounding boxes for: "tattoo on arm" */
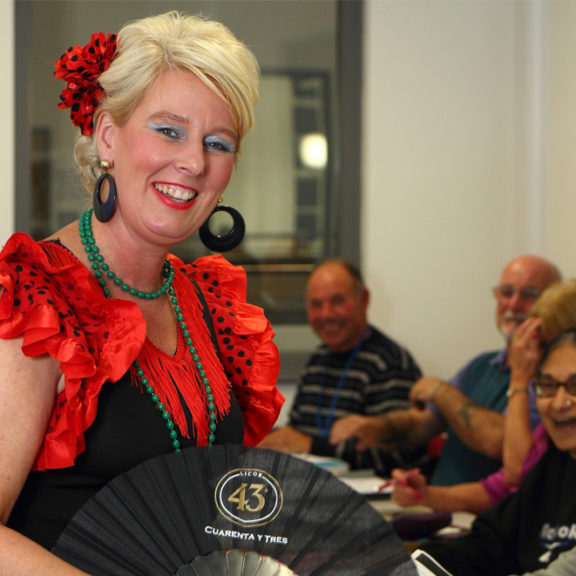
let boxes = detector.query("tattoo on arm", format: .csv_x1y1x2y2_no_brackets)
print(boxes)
457,402,474,429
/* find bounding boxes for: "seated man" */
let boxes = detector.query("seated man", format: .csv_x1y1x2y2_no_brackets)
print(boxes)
259,258,425,475
330,255,562,485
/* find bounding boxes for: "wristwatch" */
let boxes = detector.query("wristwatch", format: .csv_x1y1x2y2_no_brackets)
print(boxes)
506,387,528,399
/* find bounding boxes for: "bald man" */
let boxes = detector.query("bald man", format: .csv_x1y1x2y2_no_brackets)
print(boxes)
331,255,562,486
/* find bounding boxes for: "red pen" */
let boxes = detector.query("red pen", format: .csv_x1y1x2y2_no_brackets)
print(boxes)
378,480,394,492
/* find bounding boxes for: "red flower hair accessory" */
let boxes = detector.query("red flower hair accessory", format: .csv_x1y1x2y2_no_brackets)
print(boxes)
54,32,117,136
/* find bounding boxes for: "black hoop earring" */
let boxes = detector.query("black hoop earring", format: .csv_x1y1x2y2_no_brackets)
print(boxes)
199,205,245,252
93,173,117,223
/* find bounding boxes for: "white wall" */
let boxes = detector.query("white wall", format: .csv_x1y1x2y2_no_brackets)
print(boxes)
363,0,576,379
0,0,13,238
547,1,576,275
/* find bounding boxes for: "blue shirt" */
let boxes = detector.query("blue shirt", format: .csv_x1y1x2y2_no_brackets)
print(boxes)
430,349,539,486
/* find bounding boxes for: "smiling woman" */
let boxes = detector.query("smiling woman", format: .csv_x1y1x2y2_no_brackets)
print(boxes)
0,11,283,575
533,330,576,457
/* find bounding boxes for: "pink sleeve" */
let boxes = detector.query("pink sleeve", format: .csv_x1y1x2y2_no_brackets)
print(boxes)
520,424,549,476
480,467,513,504
481,423,549,505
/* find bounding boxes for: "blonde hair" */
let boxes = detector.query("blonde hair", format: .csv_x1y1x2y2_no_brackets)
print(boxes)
530,279,576,343
74,11,259,192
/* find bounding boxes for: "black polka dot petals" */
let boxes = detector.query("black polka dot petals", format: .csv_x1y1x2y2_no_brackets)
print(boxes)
54,31,117,136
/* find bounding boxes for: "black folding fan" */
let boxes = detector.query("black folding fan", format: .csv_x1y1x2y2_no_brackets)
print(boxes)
53,445,418,576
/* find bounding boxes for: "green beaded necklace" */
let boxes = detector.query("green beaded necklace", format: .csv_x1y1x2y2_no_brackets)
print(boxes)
79,209,218,450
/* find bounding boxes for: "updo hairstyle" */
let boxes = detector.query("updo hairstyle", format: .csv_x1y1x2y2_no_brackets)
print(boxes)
74,10,259,193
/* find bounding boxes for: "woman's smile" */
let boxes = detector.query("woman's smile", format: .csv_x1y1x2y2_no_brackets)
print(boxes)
152,182,198,205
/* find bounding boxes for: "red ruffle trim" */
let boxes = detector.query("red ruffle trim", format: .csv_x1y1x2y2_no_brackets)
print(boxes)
0,235,283,470
181,255,283,446
0,233,146,470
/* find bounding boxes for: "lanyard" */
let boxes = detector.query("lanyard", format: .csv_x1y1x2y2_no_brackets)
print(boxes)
315,330,368,438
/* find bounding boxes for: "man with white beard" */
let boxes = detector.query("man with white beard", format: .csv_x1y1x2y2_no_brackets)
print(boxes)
330,255,562,486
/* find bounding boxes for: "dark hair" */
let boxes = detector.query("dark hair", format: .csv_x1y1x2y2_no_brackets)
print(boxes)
539,327,576,371
312,258,365,295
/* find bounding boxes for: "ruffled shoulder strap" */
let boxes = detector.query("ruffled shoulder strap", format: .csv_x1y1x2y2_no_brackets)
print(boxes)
177,254,283,445
0,233,146,470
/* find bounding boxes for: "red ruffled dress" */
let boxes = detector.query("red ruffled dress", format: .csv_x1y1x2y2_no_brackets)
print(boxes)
1,233,283,549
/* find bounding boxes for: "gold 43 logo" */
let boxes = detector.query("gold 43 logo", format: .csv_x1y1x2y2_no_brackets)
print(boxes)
215,468,283,527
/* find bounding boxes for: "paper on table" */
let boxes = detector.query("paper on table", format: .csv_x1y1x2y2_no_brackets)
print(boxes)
289,455,392,496
337,475,393,496
290,453,350,475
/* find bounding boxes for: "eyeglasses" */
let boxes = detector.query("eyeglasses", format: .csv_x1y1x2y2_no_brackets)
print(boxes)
492,284,542,302
532,376,576,398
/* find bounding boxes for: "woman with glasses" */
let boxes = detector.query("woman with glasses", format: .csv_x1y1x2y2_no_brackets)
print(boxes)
416,327,576,575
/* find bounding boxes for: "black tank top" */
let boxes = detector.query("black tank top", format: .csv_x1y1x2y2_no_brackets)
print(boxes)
8,367,244,550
